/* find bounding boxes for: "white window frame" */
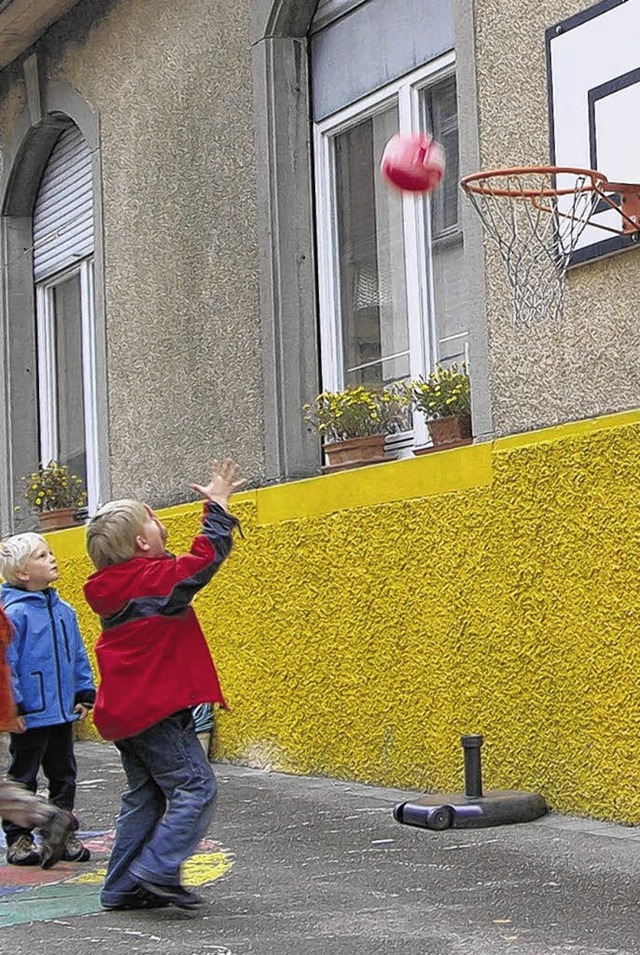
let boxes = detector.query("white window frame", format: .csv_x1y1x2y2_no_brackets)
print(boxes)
314,52,456,450
35,258,99,512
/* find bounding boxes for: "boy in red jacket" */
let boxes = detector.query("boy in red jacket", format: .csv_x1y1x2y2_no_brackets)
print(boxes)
84,459,244,911
0,604,73,868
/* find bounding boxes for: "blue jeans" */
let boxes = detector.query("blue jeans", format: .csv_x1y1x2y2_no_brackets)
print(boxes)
101,709,217,906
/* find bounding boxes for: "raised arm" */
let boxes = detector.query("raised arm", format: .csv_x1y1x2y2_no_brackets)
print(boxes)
189,458,247,512
100,459,246,629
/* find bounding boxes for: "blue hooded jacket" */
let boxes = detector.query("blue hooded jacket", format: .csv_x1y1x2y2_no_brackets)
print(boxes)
1,583,95,729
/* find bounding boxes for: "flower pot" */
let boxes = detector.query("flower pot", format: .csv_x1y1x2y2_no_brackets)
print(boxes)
322,434,387,473
425,414,472,448
37,507,79,532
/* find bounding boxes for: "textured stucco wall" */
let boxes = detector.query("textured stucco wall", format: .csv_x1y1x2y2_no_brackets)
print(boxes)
472,0,640,436
54,409,640,823
0,80,27,169
32,0,262,504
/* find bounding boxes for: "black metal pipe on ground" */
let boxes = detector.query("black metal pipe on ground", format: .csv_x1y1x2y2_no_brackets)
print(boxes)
461,734,483,798
393,732,547,831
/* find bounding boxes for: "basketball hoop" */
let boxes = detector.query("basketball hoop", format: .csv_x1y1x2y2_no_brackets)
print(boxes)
460,166,640,323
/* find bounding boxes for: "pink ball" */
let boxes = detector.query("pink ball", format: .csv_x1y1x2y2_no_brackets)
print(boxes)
380,132,446,194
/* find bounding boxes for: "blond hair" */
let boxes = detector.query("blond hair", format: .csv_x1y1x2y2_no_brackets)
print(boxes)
86,499,149,570
0,533,48,585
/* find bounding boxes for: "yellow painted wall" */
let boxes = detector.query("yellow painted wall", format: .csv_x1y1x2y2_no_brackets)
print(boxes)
52,409,640,823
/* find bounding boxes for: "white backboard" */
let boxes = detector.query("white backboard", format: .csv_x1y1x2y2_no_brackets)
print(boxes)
547,0,640,263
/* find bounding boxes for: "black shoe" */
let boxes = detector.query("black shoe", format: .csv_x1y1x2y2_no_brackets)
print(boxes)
62,833,91,862
132,877,207,910
39,809,74,870
102,887,171,911
6,835,41,866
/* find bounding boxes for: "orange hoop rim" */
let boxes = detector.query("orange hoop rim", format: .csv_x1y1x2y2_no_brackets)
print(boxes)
600,181,640,195
460,165,609,198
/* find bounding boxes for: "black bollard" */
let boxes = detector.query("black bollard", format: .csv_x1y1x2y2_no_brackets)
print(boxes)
461,734,483,798
393,731,547,830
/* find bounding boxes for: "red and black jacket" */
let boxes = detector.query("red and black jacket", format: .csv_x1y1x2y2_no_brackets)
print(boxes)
84,502,239,741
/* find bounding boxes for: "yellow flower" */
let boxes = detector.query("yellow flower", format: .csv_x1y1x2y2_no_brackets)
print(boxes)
22,461,87,512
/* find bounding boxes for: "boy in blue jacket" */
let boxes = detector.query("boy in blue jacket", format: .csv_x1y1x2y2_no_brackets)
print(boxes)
0,532,96,866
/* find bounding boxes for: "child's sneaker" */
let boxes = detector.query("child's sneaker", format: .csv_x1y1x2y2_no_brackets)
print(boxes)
39,808,74,870
132,877,207,909
62,832,90,862
6,834,41,866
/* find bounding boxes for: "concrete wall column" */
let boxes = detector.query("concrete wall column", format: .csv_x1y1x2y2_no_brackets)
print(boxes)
251,33,320,481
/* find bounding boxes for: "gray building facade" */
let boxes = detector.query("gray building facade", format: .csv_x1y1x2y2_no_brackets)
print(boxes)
7,0,632,533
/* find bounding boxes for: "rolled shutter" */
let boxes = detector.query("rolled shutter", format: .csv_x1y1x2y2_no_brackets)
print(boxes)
32,124,94,283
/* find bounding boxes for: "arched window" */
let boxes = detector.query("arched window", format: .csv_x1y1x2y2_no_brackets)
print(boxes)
31,123,98,508
0,83,106,536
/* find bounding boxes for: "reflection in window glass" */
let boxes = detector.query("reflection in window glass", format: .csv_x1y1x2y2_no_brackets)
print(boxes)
50,273,87,487
422,77,467,367
334,105,410,388
423,76,459,237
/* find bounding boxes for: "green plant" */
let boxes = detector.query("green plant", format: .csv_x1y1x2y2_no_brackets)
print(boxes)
22,460,87,513
408,363,471,420
303,384,409,444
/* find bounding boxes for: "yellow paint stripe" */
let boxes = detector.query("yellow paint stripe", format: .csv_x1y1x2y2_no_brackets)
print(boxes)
494,408,640,452
255,442,493,525
154,493,256,522
44,492,257,557
44,407,640,536
254,407,640,525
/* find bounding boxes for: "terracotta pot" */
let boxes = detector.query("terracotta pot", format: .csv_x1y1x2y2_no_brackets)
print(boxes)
323,434,387,473
37,507,79,532
426,414,472,447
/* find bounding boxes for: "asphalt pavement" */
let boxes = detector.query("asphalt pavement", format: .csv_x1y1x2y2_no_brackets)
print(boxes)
0,740,639,954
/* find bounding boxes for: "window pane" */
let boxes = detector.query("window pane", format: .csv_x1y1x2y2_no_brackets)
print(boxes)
334,104,410,387
423,76,459,237
51,273,87,486
421,77,467,366
432,238,467,364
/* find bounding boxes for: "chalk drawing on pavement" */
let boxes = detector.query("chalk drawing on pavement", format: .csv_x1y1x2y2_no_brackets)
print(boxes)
0,831,234,928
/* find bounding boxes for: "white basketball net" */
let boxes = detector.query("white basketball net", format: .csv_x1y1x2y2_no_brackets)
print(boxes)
462,170,604,323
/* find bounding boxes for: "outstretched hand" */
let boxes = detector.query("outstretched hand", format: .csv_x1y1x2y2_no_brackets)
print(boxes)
190,458,246,512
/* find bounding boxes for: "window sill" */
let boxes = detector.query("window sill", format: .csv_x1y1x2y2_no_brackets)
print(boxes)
413,437,473,455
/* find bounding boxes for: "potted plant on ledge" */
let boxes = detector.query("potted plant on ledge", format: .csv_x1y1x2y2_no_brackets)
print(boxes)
22,461,87,531
303,384,409,472
408,363,472,452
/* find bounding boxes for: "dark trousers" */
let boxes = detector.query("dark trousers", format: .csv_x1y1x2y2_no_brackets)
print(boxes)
2,722,77,845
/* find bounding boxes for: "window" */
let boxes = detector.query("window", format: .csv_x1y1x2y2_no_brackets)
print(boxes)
314,54,465,448
334,102,409,388
35,261,98,506
31,123,98,510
